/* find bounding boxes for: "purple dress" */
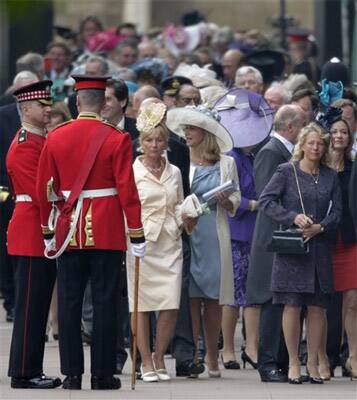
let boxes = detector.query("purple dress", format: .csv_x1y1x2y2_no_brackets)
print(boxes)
227,149,257,306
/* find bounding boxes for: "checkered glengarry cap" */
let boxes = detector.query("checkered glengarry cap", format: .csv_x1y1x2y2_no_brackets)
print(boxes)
13,80,53,105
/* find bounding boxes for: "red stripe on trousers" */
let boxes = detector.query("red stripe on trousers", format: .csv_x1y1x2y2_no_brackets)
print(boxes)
21,258,32,376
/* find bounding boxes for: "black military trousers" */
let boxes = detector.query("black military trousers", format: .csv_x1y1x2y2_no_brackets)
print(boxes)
8,256,56,378
57,249,122,377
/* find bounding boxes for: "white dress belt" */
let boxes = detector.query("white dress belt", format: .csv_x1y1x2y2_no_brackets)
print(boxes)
61,188,117,200
16,194,32,202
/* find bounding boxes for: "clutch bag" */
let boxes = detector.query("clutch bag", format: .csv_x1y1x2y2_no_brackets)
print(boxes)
266,163,309,255
267,229,309,255
202,180,238,206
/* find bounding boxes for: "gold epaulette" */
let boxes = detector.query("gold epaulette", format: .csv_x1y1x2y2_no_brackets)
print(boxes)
50,120,73,132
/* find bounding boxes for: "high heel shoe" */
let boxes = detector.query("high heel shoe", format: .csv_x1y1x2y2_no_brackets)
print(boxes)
140,365,158,383
208,369,221,378
241,351,258,369
318,363,331,381
220,354,240,370
306,368,323,384
288,377,302,384
345,359,357,381
288,365,302,384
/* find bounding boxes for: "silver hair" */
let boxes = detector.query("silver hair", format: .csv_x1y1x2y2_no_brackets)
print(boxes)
266,82,292,104
235,66,263,84
16,52,44,77
13,70,38,85
85,55,109,75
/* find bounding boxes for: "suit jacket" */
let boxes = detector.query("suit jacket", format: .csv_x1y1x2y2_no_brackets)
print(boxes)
133,133,190,197
246,136,292,304
0,103,21,214
124,117,139,142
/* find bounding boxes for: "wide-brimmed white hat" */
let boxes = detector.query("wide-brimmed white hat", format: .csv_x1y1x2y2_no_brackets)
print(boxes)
174,63,223,88
166,105,233,152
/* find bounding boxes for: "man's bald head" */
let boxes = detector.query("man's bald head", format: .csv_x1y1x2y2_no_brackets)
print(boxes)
222,49,242,82
274,104,305,144
138,41,158,59
132,85,161,117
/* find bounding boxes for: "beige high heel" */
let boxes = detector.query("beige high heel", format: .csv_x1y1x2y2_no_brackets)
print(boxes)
345,359,357,381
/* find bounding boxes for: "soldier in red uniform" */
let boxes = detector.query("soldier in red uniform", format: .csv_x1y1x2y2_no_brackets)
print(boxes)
37,75,146,390
6,80,61,389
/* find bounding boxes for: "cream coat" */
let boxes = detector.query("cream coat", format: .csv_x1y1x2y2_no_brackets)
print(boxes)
127,158,184,312
189,154,241,305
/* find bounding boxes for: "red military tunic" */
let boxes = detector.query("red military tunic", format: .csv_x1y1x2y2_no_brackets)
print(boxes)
6,126,46,257
37,112,144,250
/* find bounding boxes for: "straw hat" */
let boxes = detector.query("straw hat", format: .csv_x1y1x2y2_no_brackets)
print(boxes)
166,105,233,152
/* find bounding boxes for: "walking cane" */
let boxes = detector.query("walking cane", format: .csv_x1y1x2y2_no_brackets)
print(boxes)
131,256,140,390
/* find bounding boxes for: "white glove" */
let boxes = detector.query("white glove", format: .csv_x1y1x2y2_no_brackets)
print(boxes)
131,242,146,259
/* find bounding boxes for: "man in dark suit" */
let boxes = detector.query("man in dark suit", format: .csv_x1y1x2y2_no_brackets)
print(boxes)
246,104,305,382
99,78,140,374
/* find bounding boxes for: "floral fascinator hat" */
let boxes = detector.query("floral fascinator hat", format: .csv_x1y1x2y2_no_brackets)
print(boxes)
316,106,343,132
166,105,233,152
136,102,167,134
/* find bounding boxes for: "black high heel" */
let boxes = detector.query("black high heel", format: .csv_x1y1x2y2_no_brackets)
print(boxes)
288,377,302,384
306,368,324,384
241,351,258,369
221,354,240,370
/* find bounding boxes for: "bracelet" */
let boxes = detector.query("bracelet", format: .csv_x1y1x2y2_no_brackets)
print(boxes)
320,224,325,233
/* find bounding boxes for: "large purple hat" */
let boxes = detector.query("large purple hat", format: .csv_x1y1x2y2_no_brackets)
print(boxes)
213,88,274,148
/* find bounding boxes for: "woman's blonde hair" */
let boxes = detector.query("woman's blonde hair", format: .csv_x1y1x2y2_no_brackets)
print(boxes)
292,122,330,164
195,129,221,163
139,123,169,148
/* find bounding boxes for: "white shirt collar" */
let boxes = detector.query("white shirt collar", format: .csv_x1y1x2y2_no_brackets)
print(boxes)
117,116,125,130
273,131,294,154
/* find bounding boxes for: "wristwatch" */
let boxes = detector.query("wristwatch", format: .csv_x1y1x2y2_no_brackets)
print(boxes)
320,224,325,233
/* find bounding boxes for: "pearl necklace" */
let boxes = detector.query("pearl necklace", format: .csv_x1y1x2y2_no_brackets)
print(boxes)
142,158,164,174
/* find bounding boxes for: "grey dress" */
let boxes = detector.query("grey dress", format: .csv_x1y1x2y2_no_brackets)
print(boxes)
259,161,342,307
189,163,221,299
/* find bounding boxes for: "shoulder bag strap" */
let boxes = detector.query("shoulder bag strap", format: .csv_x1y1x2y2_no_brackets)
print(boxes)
61,124,113,213
291,162,306,215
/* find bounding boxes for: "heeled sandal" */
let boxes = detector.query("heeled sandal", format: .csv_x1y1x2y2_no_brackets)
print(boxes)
345,359,357,381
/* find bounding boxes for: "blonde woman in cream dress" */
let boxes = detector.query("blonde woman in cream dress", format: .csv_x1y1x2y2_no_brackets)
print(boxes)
127,103,184,382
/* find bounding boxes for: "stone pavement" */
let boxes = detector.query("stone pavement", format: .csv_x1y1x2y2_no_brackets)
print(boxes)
0,306,356,400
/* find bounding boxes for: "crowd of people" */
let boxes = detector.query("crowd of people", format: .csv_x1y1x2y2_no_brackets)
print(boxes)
0,11,356,391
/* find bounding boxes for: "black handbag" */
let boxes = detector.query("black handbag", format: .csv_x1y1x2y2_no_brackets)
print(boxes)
267,163,309,255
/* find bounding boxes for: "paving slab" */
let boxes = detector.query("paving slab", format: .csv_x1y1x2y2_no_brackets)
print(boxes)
0,305,356,400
